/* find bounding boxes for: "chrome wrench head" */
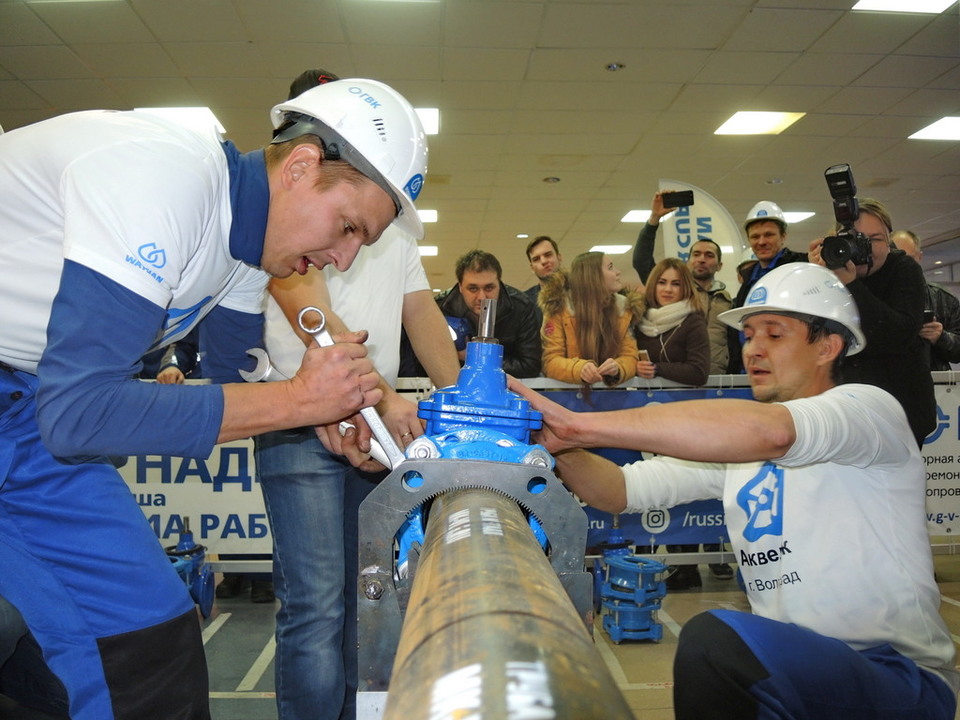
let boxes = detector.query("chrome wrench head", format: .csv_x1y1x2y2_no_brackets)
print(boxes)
238,347,288,383
297,306,335,347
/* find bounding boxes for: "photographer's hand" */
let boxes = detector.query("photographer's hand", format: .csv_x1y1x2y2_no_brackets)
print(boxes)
809,238,856,285
808,238,824,265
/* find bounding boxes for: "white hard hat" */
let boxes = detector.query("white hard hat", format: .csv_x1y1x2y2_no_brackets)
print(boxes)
270,79,428,239
719,262,865,355
744,201,787,232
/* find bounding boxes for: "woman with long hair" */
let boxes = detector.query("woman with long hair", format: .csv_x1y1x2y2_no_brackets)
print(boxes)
635,257,710,386
635,257,711,590
539,251,642,386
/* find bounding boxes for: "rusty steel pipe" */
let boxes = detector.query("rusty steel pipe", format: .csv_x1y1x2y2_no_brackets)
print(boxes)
382,487,632,719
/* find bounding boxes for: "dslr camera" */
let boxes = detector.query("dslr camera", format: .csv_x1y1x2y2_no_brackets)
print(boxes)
820,163,872,270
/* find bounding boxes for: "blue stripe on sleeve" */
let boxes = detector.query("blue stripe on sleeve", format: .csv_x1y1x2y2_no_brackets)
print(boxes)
35,261,224,459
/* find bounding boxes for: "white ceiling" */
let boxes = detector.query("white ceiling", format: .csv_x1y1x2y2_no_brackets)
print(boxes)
1,0,958,291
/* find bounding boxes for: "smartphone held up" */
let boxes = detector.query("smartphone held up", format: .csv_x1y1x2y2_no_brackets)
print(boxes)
661,190,694,209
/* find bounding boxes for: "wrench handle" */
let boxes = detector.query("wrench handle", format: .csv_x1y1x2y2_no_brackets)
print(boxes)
358,407,406,469
299,306,404,469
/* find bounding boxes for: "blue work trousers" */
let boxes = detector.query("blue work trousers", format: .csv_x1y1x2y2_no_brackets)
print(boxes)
0,367,208,719
675,609,957,720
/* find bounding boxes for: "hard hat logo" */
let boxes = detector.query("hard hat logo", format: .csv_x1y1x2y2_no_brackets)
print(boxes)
405,174,424,202
348,86,383,109
746,286,768,306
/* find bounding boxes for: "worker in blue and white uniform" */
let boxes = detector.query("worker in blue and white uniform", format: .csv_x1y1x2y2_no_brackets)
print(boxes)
510,263,959,720
0,78,427,720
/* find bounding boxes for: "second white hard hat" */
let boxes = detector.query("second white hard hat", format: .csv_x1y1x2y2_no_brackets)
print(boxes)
270,79,428,239
718,262,865,355
744,201,787,232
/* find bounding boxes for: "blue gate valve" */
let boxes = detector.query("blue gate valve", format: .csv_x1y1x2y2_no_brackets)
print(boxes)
394,298,554,575
165,517,215,618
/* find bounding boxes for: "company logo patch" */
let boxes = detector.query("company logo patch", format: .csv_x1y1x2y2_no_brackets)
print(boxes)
746,286,768,306
404,173,424,201
757,209,769,217
138,242,167,269
737,462,784,541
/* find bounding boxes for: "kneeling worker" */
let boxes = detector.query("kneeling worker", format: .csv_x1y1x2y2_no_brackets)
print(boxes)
510,262,958,720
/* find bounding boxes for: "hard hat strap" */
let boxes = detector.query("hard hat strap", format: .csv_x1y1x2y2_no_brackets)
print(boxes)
270,115,402,217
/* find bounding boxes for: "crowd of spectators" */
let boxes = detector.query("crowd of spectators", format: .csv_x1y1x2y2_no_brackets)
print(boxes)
408,193,956,410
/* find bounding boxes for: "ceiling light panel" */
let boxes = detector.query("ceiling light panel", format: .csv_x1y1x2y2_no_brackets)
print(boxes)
715,111,805,135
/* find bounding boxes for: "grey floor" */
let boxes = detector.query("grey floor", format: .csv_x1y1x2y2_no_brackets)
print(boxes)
7,556,960,719
0,591,279,720
203,592,279,720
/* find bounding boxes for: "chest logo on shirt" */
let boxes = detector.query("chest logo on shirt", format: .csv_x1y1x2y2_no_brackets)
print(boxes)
138,242,167,269
736,461,784,541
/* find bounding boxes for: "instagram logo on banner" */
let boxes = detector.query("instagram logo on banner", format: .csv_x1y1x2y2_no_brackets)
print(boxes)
641,508,670,535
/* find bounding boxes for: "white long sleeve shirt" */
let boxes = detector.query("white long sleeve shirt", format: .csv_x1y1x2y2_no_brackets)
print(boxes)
622,383,958,692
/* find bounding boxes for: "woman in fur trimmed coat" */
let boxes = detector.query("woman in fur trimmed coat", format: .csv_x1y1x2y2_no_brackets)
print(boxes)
539,252,643,386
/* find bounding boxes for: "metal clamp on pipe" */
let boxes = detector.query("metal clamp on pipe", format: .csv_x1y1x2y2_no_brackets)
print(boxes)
355,298,632,718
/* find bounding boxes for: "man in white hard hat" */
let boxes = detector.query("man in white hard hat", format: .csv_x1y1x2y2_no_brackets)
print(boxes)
727,201,808,371
509,262,958,720
0,78,427,719
255,69,459,720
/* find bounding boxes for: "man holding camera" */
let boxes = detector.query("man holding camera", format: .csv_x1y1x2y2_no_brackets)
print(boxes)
810,198,935,447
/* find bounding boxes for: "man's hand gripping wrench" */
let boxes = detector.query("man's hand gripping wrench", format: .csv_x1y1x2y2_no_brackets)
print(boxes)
296,306,406,470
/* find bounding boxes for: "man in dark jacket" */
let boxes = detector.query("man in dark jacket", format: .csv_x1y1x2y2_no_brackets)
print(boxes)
811,200,936,447
893,229,960,371
728,201,808,372
435,249,542,378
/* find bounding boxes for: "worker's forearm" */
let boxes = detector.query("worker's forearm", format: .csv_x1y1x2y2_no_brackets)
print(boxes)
414,334,460,388
219,381,308,443
574,399,795,463
218,344,383,443
554,449,627,514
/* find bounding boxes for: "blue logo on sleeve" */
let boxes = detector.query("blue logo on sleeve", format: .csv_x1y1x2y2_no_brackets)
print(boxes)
737,462,784,541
